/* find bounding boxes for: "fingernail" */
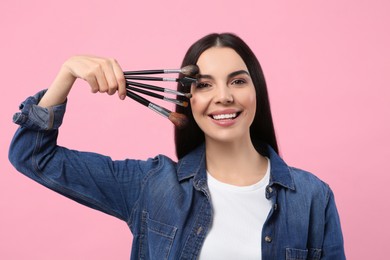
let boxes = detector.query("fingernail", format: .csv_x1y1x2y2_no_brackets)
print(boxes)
120,94,126,100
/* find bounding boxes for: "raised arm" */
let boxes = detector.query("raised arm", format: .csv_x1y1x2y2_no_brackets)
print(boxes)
9,55,156,222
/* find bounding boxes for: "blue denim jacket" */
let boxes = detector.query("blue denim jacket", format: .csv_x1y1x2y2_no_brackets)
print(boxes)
9,91,345,260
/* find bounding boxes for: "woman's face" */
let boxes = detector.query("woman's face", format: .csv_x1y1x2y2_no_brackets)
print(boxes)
190,47,257,144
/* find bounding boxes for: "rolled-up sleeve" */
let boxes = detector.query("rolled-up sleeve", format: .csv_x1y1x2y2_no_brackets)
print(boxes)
12,89,66,130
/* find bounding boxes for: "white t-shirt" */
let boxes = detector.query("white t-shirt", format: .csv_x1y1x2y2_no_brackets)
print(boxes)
198,158,272,260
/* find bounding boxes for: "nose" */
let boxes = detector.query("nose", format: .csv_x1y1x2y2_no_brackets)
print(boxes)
214,85,233,105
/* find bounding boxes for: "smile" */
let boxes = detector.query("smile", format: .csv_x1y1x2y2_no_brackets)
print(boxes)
210,112,240,120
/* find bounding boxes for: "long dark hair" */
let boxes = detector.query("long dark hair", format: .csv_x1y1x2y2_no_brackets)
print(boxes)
175,33,278,159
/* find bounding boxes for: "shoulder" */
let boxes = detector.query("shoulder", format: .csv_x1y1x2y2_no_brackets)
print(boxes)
289,166,329,188
127,154,182,202
139,154,178,176
288,166,332,202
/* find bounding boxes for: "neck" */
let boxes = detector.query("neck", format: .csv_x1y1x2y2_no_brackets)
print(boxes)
205,136,268,186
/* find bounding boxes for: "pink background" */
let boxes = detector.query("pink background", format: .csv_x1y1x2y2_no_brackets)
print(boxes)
1,0,389,259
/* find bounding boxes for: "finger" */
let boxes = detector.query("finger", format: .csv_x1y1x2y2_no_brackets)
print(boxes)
92,62,110,93
111,59,126,100
85,73,100,93
102,59,120,96
76,58,100,93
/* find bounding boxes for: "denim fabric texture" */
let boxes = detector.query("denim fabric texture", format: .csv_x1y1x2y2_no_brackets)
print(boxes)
9,91,346,260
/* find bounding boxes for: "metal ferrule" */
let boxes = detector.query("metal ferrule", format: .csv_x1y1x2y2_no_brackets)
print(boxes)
148,103,170,118
164,88,184,96
163,97,186,107
163,69,181,74
163,77,177,82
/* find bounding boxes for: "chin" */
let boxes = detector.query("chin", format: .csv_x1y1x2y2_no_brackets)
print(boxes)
204,129,250,144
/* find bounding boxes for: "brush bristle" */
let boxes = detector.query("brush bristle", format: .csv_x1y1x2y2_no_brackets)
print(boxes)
181,65,199,76
169,112,188,129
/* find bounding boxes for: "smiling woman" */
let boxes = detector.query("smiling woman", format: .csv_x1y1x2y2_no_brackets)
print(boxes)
190,47,257,144
9,33,346,259
174,33,346,259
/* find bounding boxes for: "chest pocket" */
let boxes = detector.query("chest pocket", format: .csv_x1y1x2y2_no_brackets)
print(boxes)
140,211,178,260
286,248,322,260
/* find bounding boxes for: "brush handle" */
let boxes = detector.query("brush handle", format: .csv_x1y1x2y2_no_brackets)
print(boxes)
126,90,171,118
126,89,150,107
125,75,195,86
124,76,197,86
123,69,180,75
127,86,187,107
127,86,164,100
126,80,190,97
124,75,177,82
126,80,165,93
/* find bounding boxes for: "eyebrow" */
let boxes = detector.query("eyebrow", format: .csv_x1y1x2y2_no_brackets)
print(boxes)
197,70,250,80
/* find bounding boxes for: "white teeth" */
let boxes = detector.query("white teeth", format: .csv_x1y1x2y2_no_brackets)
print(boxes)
212,113,237,120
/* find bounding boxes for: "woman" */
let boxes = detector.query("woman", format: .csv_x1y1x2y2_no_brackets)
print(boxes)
9,33,345,259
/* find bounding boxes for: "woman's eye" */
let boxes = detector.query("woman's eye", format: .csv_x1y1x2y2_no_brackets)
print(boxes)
231,79,246,85
195,82,211,89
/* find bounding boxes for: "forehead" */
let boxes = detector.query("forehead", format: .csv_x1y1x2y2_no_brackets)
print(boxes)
196,47,248,75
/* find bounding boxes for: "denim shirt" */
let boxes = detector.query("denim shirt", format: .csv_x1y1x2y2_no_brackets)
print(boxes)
9,91,346,260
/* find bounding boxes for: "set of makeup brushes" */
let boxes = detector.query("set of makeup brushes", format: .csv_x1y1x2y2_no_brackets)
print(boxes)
123,65,199,128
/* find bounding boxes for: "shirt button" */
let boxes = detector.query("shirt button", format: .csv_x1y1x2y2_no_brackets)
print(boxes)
273,204,278,210
265,236,272,243
196,226,203,235
267,186,273,193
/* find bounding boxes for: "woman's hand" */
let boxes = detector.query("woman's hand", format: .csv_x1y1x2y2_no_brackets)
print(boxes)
38,55,127,107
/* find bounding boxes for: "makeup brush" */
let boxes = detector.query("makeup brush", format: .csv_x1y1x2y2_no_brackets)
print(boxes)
126,90,188,128
126,85,188,107
124,76,197,86
126,80,192,98
123,65,199,77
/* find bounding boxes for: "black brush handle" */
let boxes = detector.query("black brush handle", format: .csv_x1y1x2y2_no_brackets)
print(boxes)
126,90,171,119
123,69,180,75
124,75,175,82
125,76,197,85
126,80,191,98
124,70,165,75
126,86,164,100
126,80,165,93
126,90,150,107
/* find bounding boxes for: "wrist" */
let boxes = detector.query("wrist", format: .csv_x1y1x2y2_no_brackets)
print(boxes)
38,66,76,108
58,63,77,86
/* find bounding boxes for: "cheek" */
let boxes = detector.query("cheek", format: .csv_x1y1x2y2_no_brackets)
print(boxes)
239,90,257,119
247,87,257,108
248,95,256,109
190,94,208,114
189,97,204,129
189,98,198,116
190,97,197,107
190,97,202,122
237,90,256,109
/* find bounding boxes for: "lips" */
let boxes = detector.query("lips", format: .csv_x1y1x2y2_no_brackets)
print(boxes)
212,113,237,120
209,110,242,121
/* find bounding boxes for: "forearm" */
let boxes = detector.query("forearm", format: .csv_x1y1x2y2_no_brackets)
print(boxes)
38,65,76,107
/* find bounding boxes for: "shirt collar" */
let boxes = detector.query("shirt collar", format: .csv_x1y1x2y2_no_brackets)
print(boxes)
265,145,295,190
177,144,206,182
177,143,295,190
